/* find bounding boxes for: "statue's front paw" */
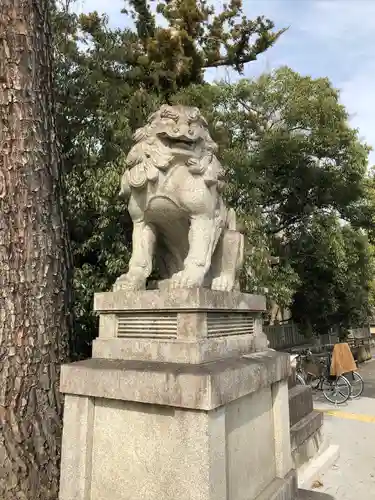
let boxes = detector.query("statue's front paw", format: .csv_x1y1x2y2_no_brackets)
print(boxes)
113,273,146,291
211,275,234,292
170,266,205,288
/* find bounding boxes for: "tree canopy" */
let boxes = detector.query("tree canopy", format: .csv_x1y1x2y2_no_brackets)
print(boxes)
53,1,375,353
182,69,373,326
290,215,375,334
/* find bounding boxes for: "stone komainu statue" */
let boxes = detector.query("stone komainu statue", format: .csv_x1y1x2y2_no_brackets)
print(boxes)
114,104,244,292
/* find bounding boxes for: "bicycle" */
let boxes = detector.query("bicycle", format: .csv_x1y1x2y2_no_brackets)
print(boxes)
344,370,364,399
296,349,351,404
290,352,308,386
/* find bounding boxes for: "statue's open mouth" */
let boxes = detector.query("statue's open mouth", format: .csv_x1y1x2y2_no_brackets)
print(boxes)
158,132,199,152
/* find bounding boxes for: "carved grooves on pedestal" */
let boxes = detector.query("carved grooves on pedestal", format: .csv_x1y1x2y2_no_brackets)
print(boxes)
116,313,178,339
207,313,254,338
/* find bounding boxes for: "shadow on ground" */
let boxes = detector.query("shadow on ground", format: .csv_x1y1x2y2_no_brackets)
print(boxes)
298,488,335,499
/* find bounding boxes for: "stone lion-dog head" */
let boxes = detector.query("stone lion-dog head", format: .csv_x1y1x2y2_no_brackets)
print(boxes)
120,104,225,196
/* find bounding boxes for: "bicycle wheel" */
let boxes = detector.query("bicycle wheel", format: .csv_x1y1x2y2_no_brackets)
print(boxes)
296,373,306,385
344,371,364,398
322,375,351,404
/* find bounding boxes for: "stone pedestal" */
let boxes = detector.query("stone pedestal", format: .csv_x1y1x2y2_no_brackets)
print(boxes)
59,289,297,500
92,288,269,363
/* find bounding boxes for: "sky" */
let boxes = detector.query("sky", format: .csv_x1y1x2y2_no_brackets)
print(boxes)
73,0,375,164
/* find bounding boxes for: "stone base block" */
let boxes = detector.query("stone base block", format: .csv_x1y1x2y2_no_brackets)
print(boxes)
93,333,264,364
290,411,323,453
292,427,325,473
288,384,325,476
92,288,269,364
59,351,297,500
288,386,314,428
255,471,297,500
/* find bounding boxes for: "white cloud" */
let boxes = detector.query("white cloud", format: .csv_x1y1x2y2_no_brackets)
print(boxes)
298,0,375,164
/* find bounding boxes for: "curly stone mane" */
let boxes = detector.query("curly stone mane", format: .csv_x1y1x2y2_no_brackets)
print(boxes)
120,105,225,197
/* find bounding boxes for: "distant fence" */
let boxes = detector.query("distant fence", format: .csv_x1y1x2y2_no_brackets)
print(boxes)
318,326,371,346
265,322,372,351
264,323,308,350
349,326,371,339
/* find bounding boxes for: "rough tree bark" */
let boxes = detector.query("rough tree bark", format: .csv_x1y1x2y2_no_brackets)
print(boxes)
0,1,72,498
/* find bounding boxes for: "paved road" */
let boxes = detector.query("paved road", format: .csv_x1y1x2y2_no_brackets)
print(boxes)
360,357,375,398
305,358,375,499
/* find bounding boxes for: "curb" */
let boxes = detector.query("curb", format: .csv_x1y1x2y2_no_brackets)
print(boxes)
297,444,340,489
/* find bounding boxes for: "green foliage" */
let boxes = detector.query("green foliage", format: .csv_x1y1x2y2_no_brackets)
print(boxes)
70,0,285,98
121,0,285,93
52,0,282,355
207,68,370,232
289,215,375,334
216,69,373,330
170,70,374,326
52,2,375,353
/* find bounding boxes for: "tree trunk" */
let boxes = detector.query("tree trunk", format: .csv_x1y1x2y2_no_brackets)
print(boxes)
0,1,72,498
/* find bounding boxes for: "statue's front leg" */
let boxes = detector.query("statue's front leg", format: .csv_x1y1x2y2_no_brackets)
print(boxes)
211,230,244,292
170,215,218,288
114,220,156,291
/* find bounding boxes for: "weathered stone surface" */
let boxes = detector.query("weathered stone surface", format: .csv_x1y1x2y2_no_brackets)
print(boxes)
93,289,269,363
292,427,325,472
60,350,290,410
288,385,314,428
113,104,244,293
90,400,226,500
272,380,293,478
255,470,297,500
94,288,267,313
288,382,325,477
290,411,323,451
92,334,263,364
226,388,276,499
59,395,94,500
59,369,297,500
59,104,296,499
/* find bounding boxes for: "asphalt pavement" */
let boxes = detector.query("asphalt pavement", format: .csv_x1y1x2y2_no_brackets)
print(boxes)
304,356,375,499
359,358,375,398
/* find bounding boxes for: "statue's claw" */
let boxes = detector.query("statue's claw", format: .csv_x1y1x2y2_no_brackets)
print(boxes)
211,275,234,292
113,272,146,292
170,266,206,289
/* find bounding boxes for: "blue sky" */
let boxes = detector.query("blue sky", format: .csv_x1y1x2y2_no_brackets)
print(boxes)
74,0,375,164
